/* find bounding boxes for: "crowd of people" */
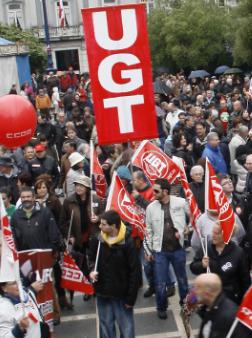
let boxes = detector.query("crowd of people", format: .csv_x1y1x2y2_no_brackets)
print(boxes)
0,67,252,337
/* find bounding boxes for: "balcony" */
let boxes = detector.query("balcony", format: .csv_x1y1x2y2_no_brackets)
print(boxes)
31,25,84,41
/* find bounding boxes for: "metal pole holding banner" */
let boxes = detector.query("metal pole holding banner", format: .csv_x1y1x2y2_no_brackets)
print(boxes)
41,0,54,70
226,318,239,338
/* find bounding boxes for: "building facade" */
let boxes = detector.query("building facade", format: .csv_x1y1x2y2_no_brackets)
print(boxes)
0,0,155,72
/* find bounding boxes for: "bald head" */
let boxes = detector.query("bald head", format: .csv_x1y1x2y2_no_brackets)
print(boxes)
196,273,222,292
245,154,252,173
238,125,248,139
194,273,222,306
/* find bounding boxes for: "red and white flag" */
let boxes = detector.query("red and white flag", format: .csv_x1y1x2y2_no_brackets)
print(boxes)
132,140,180,184
205,158,235,243
236,286,252,330
59,0,65,28
90,140,107,199
180,171,201,228
61,252,94,294
82,4,158,144
106,172,146,240
0,195,19,282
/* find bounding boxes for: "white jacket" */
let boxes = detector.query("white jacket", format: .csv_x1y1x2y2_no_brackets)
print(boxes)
233,159,247,193
228,134,246,174
191,212,245,252
0,290,41,338
144,196,188,255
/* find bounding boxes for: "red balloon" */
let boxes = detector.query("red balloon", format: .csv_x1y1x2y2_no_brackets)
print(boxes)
0,95,37,149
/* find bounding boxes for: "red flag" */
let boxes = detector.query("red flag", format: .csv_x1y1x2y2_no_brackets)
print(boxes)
236,286,252,330
0,196,18,262
81,4,158,144
0,194,20,283
132,140,180,184
205,158,235,243
106,172,146,240
180,171,201,228
59,0,65,28
90,140,107,199
61,253,94,295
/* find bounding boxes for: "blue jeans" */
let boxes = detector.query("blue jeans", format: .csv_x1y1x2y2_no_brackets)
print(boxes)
153,249,189,311
143,259,175,289
97,296,135,338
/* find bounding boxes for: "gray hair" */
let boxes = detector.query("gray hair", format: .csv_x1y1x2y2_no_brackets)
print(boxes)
238,125,248,134
207,132,219,142
190,165,204,176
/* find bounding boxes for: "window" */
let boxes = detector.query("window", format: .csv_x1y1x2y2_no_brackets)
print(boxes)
102,0,117,5
7,3,24,28
216,0,225,6
56,1,71,27
55,49,80,71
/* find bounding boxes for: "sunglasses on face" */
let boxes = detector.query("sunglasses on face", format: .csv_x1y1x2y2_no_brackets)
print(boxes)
153,189,162,193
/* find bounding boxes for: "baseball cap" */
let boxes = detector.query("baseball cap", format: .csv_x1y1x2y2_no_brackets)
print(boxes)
35,144,46,152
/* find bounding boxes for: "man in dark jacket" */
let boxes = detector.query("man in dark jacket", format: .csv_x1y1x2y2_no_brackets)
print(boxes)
194,273,238,338
0,156,19,203
190,223,250,304
11,187,60,251
36,112,57,146
28,144,60,188
89,210,142,338
189,165,205,213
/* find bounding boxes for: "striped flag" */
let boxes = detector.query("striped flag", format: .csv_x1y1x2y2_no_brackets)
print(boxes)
59,0,65,28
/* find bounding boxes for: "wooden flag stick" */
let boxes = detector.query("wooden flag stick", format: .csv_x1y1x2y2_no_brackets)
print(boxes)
66,210,74,252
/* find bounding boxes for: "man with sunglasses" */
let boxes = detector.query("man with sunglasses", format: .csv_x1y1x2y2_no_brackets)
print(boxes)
144,178,189,319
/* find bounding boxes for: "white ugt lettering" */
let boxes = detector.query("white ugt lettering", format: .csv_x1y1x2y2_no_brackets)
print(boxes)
104,95,144,133
93,9,137,50
98,53,143,93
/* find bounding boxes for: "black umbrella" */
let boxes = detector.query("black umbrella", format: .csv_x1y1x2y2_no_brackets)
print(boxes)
188,70,210,79
224,67,243,75
153,79,171,95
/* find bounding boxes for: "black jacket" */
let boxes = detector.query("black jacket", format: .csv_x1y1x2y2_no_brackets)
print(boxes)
0,166,19,203
198,293,237,338
28,155,60,187
36,122,56,146
189,181,205,213
190,241,251,304
89,229,142,306
192,136,207,161
11,203,61,251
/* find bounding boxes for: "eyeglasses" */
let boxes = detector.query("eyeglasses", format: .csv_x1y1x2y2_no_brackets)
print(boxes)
221,179,232,186
153,189,161,193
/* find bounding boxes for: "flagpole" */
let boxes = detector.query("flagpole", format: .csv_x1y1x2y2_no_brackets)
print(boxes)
41,0,54,70
66,210,74,252
94,240,101,338
90,139,95,218
0,196,25,316
205,235,210,273
226,318,239,338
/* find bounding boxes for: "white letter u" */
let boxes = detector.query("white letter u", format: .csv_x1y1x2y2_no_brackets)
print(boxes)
92,9,137,50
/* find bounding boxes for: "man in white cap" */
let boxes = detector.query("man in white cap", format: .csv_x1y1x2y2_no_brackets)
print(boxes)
65,152,86,197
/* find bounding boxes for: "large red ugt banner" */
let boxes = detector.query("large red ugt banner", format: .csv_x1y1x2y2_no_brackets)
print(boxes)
82,4,158,144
